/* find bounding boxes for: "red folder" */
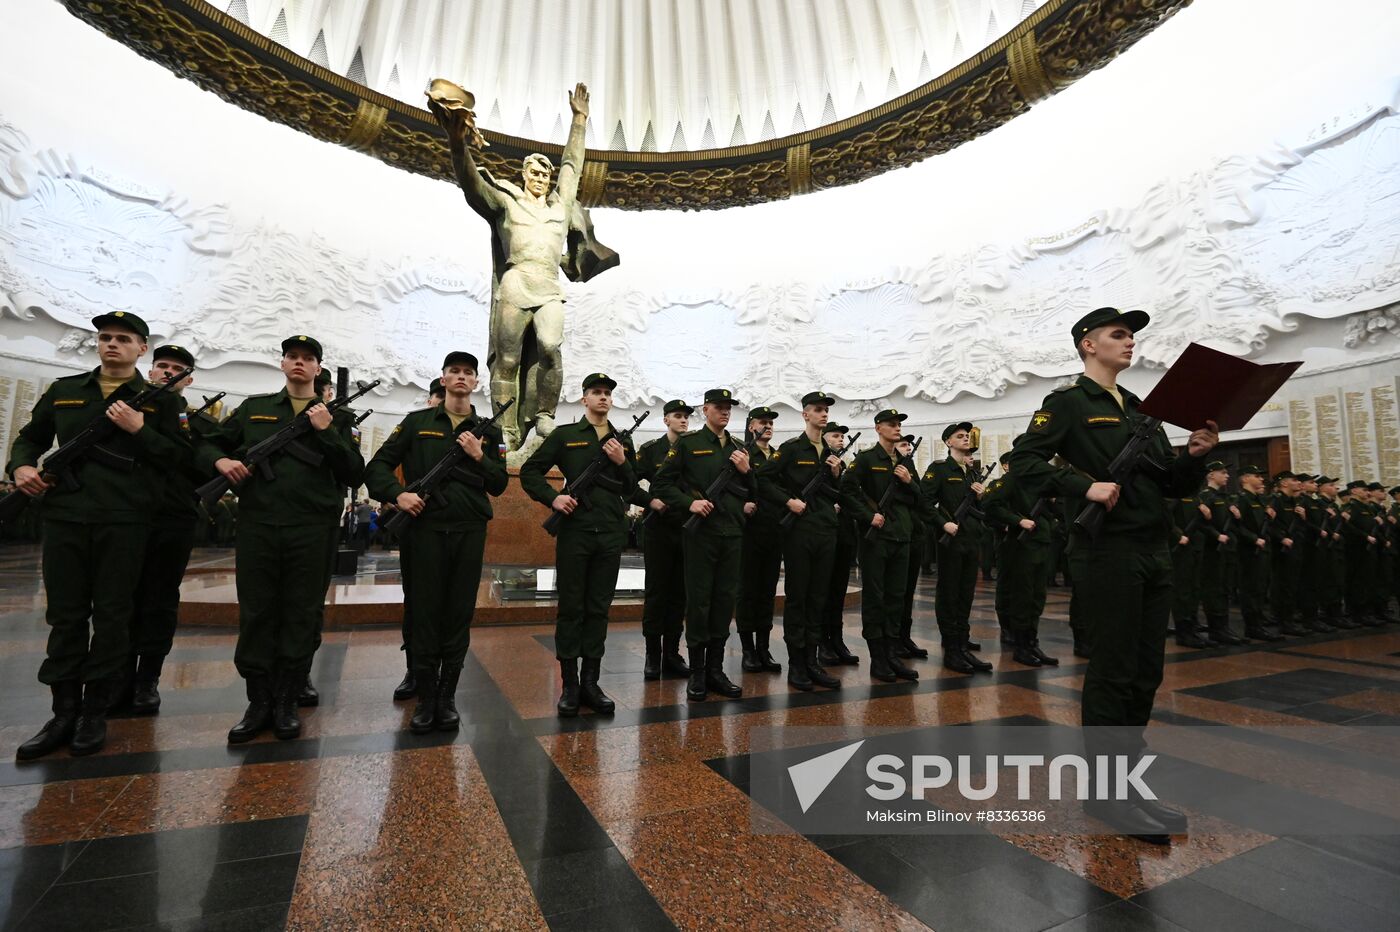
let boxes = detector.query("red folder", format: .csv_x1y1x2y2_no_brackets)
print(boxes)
1137,343,1301,432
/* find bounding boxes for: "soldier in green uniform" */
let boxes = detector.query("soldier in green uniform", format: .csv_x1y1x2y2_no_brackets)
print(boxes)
817,424,861,667
365,351,507,733
1233,466,1282,640
1267,471,1312,636
840,409,921,683
653,388,754,701
984,457,1015,647
736,406,783,674
1009,307,1219,844
10,312,189,759
633,399,693,680
758,391,844,690
428,378,445,407
1168,491,1211,647
1369,482,1396,621
1388,485,1400,618
983,445,1058,666
520,373,636,716
1199,461,1246,644
300,365,343,709
1292,475,1335,632
893,434,931,661
1310,476,1351,628
122,344,221,714
922,422,993,674
199,335,364,743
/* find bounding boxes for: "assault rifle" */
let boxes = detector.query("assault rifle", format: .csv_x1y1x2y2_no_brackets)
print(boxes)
0,366,194,522
1017,494,1052,542
867,438,924,542
383,399,513,535
543,411,648,536
936,456,997,545
778,431,861,530
193,391,226,420
1073,415,1167,541
681,438,756,535
195,379,380,509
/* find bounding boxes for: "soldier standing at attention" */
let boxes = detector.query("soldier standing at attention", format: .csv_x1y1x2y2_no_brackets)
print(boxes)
1009,307,1219,844
758,391,844,690
1199,462,1246,644
10,313,189,759
1233,466,1282,640
922,422,994,674
1167,490,1211,647
1293,475,1335,633
817,424,861,667
1368,482,1396,621
427,378,445,407
1268,472,1311,636
736,406,783,674
122,344,218,714
983,445,1058,667
653,388,754,702
633,400,693,681
894,434,931,661
200,335,364,743
520,373,636,717
364,352,508,733
840,409,921,683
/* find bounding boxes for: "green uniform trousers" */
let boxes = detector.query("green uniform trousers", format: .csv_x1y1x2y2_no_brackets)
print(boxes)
782,529,836,649
39,519,149,685
1071,548,1172,756
1270,547,1300,625
233,521,338,679
1169,545,1201,629
736,522,782,634
859,536,908,641
1236,545,1270,627
934,538,979,646
401,522,487,667
1294,541,1319,623
641,520,685,640
131,520,197,658
1345,545,1375,619
1199,547,1229,621
821,528,857,638
683,531,743,647
901,535,924,639
1000,541,1048,637
554,527,623,660
1319,546,1343,617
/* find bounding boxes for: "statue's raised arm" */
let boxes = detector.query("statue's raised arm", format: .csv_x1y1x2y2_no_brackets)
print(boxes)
426,79,503,220
555,83,588,208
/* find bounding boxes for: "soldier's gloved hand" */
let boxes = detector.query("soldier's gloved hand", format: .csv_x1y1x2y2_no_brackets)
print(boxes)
552,494,579,514
12,465,50,497
106,400,144,434
942,521,958,536
457,431,484,461
306,403,332,431
690,499,714,516
788,499,808,515
396,492,425,516
603,438,626,465
215,458,251,485
730,449,750,474
1086,481,1120,510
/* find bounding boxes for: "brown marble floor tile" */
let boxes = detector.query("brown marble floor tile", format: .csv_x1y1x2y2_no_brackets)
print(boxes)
286,745,545,931
160,659,242,691
1329,687,1400,716
566,760,746,828
0,775,133,848
86,760,321,839
1283,632,1400,662
610,800,928,932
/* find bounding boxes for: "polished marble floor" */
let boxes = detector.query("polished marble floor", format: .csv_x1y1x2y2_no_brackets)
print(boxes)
1,544,1399,931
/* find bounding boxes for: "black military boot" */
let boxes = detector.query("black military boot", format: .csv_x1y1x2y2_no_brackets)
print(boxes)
1174,619,1210,647
1279,617,1311,636
1245,619,1283,641
706,640,743,698
1331,614,1361,630
886,641,919,682
966,638,982,651
827,628,859,665
868,639,897,681
580,658,616,714
644,635,663,681
1072,639,1092,659
755,630,782,672
687,645,708,701
411,665,440,733
131,654,164,715
941,641,974,674
898,623,928,659
272,671,303,740
109,656,138,713
557,659,581,718
1308,616,1337,633
228,675,273,744
805,643,841,689
1193,623,1218,647
739,631,763,672
1029,637,1059,666
661,635,690,677
962,640,993,673
1207,616,1245,646
1012,631,1043,667
817,639,841,666
70,679,112,757
999,629,1015,646
436,663,462,731
1083,799,1170,846
393,650,416,701
297,673,320,708
786,642,813,691
16,682,80,761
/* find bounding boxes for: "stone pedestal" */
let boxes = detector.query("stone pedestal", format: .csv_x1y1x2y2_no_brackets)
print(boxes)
485,467,562,565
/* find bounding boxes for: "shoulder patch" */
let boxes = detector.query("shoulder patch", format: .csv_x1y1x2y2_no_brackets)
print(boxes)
390,425,402,436
666,449,676,458
1029,410,1054,432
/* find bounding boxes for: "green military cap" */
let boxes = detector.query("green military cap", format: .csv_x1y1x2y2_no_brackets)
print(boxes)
663,399,693,415
281,334,323,361
152,343,194,367
801,390,836,407
1367,481,1384,491
703,388,739,405
1205,460,1227,472
747,406,779,421
582,372,617,390
314,368,332,387
999,450,1012,464
1345,479,1367,490
1317,475,1339,486
900,434,916,444
941,421,973,442
822,423,847,435
1237,464,1265,477
92,310,150,339
1389,486,1400,495
873,408,907,425
442,351,479,371
1070,306,1149,347
428,377,445,398
1273,470,1296,482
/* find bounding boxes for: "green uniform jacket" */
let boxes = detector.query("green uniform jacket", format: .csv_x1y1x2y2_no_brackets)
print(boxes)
1199,487,1234,551
632,435,684,527
363,405,508,527
920,456,987,542
7,368,190,524
840,443,921,542
652,426,756,538
1234,490,1270,549
1008,375,1207,549
519,416,637,538
195,389,364,526
1168,494,1206,550
1268,493,1304,549
746,441,784,530
984,473,1049,546
1341,499,1378,549
758,433,839,533
155,403,221,525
